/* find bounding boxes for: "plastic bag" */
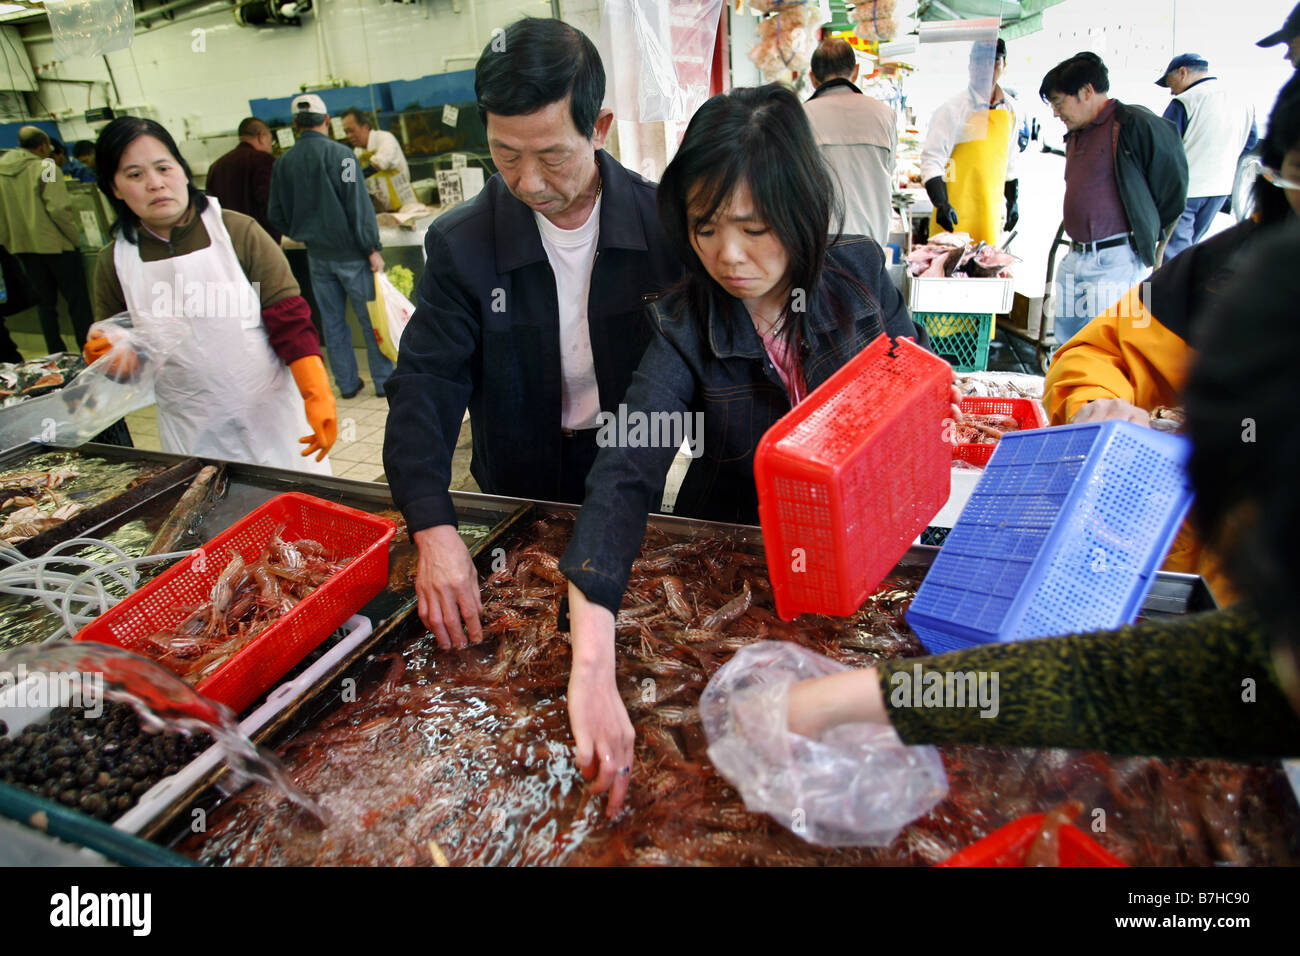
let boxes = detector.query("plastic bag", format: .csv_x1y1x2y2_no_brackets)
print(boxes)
0,313,189,450
600,0,723,123
366,272,414,363
701,641,948,847
44,0,135,61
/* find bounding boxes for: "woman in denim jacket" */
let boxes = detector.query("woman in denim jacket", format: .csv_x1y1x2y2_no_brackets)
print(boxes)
558,84,930,814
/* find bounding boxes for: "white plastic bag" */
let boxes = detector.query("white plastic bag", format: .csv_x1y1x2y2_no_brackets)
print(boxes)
0,313,190,450
600,0,723,123
44,0,135,61
701,641,948,847
366,272,414,363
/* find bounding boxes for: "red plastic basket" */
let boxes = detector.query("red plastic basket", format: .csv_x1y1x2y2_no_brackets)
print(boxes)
755,335,951,620
938,814,1127,867
75,493,396,714
951,396,1047,467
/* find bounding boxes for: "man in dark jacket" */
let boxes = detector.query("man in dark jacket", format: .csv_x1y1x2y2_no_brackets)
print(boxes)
206,117,279,241
269,94,392,398
1040,52,1188,347
383,18,680,650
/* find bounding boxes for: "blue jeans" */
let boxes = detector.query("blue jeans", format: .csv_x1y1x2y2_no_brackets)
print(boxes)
1161,195,1227,264
308,255,394,395
1051,239,1150,348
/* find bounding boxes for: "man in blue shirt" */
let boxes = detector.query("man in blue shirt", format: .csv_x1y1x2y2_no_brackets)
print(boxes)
269,93,392,398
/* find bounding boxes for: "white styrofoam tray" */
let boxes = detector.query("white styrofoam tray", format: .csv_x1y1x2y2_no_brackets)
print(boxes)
909,274,1015,314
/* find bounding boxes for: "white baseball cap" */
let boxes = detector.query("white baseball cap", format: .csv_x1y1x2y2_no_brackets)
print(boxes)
291,93,327,116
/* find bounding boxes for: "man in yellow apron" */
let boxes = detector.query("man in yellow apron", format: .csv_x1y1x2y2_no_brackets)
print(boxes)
920,38,1019,245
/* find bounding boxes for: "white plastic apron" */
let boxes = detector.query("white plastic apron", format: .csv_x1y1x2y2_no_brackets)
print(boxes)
115,199,331,475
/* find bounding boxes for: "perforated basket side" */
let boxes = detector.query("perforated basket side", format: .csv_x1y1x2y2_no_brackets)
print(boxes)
914,312,992,372
952,396,1049,467
907,427,1094,648
1013,424,1192,640
76,493,396,714
758,336,951,619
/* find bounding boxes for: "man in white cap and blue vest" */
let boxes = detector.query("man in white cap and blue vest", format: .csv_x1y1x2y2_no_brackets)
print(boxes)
1157,54,1257,262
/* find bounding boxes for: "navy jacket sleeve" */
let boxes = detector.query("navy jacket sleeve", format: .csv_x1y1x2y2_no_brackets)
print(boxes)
560,317,697,614
1162,99,1188,136
382,226,479,533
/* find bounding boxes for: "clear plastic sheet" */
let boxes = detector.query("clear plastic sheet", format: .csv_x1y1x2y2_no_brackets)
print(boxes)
601,0,723,123
0,313,189,450
702,641,949,846
44,0,135,61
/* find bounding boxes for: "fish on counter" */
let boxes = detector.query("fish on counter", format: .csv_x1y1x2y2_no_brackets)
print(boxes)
906,232,1018,279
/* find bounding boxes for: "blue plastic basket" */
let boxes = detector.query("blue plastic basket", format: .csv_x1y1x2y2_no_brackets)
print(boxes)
905,421,1194,654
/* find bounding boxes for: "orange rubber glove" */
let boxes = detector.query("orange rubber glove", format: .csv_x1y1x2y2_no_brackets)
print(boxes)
290,354,337,461
82,330,140,380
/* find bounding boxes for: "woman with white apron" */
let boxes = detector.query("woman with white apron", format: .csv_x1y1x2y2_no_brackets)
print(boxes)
82,117,335,476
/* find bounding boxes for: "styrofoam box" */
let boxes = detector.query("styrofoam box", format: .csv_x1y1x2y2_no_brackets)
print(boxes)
909,274,1015,314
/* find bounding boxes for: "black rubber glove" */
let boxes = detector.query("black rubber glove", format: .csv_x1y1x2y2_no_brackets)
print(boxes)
924,175,959,232
1004,179,1020,232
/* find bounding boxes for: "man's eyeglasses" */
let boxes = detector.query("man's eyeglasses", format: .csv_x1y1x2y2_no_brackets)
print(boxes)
1262,165,1300,190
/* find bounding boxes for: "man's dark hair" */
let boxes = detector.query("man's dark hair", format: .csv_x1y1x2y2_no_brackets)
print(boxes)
475,17,605,138
1255,73,1300,225
810,38,856,82
292,113,326,132
72,139,94,159
18,127,49,150
94,116,208,245
1186,219,1300,654
1039,52,1110,102
342,107,374,129
237,117,269,139
49,138,66,155
657,84,844,361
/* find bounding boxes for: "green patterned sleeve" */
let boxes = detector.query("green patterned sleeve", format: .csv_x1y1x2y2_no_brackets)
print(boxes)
878,606,1300,760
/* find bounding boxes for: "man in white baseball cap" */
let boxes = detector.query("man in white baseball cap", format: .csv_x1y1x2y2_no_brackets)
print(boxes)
269,92,392,398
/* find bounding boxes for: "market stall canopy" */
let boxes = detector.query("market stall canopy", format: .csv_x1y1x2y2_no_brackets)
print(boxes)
916,0,1066,39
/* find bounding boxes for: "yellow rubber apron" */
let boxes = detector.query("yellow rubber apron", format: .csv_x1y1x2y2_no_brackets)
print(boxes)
928,107,1012,245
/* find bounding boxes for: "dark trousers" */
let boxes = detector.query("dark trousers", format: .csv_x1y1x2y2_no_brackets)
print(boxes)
16,251,93,354
558,428,601,505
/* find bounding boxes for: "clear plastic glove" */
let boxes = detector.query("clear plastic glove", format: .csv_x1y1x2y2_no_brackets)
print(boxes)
701,641,949,847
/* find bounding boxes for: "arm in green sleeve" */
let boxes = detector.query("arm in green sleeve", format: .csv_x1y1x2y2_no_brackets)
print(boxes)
879,605,1300,760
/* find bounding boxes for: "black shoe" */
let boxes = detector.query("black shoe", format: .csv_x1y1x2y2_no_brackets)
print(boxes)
341,384,363,400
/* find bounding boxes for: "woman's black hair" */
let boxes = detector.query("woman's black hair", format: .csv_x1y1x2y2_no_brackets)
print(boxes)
1039,52,1110,102
1185,220,1300,651
95,116,207,245
1253,73,1300,226
475,17,604,139
656,84,843,358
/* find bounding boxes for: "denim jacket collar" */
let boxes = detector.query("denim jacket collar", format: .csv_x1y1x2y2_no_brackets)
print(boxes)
493,148,650,272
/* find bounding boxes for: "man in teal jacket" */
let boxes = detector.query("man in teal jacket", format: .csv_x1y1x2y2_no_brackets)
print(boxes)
269,94,391,398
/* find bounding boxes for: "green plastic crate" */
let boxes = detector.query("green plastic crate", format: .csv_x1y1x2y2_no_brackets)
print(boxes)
914,312,993,372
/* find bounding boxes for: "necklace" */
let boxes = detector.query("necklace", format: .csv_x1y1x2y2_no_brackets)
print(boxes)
593,167,603,202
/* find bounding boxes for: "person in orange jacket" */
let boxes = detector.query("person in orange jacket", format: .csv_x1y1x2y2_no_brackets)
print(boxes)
1043,75,1300,604
82,117,336,474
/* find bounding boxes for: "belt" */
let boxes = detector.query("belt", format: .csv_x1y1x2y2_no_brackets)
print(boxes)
561,427,599,439
1069,233,1132,254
